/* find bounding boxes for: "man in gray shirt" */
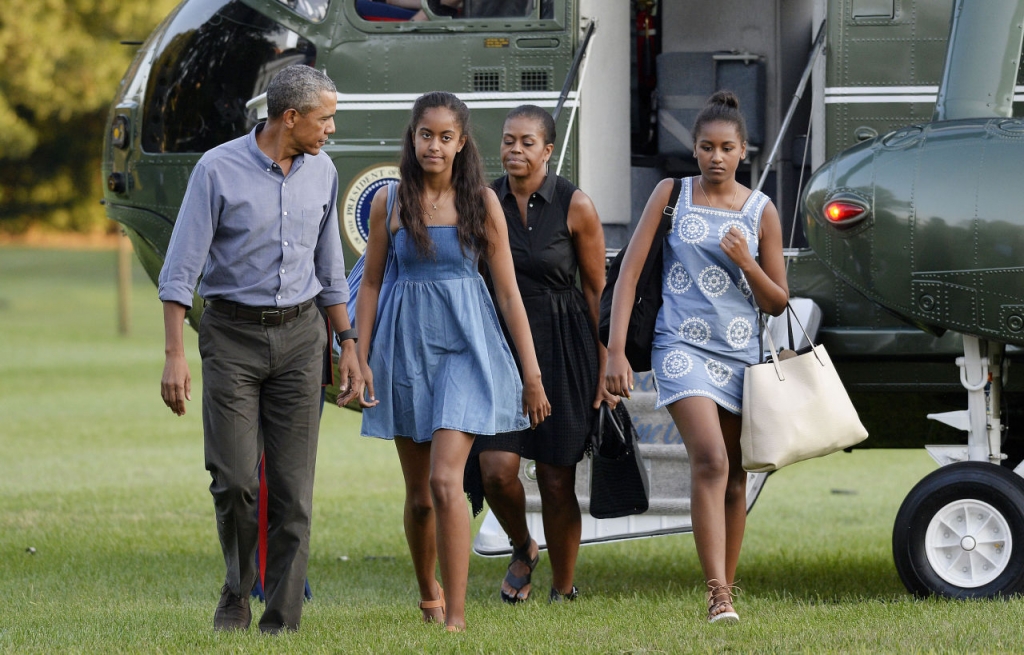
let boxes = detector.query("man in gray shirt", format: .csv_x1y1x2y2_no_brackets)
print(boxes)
158,65,361,634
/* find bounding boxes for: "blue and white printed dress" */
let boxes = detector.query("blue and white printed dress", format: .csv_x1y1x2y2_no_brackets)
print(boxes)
651,176,769,414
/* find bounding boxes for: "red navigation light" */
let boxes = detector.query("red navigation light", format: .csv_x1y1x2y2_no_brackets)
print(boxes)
824,200,867,227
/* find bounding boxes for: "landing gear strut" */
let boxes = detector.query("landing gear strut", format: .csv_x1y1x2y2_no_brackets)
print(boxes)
892,336,1024,597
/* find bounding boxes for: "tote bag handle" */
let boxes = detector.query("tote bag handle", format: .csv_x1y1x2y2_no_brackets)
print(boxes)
761,302,824,381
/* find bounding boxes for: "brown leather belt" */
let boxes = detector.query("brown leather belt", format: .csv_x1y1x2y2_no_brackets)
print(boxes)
207,299,314,326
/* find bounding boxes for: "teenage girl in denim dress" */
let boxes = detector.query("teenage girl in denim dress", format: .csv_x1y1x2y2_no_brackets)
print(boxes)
352,92,551,632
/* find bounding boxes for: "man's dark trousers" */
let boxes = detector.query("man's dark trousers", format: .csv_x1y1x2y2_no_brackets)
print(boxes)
199,302,326,632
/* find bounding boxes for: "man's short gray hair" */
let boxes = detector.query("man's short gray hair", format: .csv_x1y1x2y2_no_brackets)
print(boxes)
266,65,337,119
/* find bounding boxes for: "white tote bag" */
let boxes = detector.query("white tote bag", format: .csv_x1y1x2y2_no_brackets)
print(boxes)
740,307,868,472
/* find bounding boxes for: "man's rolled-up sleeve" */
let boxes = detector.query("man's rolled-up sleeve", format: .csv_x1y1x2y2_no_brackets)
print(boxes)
313,171,350,307
158,162,218,309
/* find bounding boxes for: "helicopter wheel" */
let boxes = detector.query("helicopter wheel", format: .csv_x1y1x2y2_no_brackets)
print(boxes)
892,462,1024,598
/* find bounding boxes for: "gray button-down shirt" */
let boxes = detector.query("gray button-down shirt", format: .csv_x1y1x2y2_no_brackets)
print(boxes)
158,124,349,309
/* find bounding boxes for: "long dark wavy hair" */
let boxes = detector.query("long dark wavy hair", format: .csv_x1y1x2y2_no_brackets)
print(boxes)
398,92,488,258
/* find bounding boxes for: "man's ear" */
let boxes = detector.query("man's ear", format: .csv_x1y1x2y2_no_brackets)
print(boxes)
282,108,300,128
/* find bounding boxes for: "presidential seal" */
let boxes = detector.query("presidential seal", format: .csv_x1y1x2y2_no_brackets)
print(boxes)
341,164,400,255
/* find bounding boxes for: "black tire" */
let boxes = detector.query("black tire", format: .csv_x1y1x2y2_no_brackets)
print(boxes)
893,462,1024,598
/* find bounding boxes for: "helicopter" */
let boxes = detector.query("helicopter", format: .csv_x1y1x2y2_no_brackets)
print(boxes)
801,0,1024,598
101,0,1024,598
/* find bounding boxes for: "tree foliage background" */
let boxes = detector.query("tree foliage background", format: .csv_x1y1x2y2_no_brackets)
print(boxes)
0,0,180,233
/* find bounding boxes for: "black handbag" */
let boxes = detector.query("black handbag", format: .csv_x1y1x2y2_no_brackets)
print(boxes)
598,178,681,372
589,402,650,519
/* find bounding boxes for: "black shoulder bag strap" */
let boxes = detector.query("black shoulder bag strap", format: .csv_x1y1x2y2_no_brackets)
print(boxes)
637,177,681,297
661,178,682,234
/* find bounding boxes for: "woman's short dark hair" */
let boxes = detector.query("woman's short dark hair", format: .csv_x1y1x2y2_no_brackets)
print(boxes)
692,90,747,144
505,104,556,146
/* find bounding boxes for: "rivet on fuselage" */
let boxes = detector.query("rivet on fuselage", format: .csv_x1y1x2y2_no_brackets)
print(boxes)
918,294,936,312
1007,314,1024,332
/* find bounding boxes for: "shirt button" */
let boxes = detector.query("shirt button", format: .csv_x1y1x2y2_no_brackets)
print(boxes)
283,211,288,216
280,268,286,274
284,241,289,246
277,295,282,300
529,203,534,208
283,182,287,187
528,226,533,231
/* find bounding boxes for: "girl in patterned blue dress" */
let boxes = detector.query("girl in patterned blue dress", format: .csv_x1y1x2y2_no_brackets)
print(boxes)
352,92,551,632
605,91,789,624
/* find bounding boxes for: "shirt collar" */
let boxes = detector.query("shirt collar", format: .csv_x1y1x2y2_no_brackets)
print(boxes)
246,122,305,173
536,169,557,203
496,169,558,203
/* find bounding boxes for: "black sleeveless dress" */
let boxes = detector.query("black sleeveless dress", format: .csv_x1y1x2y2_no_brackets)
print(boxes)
465,172,600,515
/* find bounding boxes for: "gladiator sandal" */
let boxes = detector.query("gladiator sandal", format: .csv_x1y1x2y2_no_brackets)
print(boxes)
705,579,740,624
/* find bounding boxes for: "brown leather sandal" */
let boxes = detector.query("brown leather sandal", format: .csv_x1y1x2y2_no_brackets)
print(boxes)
706,579,739,624
418,583,445,624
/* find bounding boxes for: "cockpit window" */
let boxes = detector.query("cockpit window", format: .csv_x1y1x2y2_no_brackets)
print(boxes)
355,0,553,22
275,0,331,22
455,0,553,18
141,0,316,153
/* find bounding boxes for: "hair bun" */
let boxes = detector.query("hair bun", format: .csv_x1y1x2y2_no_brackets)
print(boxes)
707,90,740,111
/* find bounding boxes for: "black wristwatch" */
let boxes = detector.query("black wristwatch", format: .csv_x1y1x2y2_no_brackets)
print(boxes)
335,328,358,346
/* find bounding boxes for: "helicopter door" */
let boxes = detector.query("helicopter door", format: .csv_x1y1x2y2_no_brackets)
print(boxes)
655,51,766,184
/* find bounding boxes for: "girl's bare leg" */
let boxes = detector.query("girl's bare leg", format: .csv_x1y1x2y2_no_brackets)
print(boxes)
666,398,730,584
430,429,476,631
719,406,747,584
394,438,444,622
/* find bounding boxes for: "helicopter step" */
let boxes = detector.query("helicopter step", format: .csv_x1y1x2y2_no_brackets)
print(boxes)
472,298,822,556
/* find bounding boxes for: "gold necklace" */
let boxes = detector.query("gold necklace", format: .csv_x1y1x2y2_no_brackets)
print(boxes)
425,185,453,221
698,176,739,211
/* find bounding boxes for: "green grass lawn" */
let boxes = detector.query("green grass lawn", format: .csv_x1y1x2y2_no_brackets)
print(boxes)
2,246,1024,653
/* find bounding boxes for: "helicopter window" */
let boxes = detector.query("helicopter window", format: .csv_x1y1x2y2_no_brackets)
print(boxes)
354,0,554,23
444,0,552,18
355,1,418,21
141,0,316,154
458,0,553,19
275,0,331,22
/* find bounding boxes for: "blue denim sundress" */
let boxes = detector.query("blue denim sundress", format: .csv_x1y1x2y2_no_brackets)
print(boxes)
361,225,529,442
651,176,769,414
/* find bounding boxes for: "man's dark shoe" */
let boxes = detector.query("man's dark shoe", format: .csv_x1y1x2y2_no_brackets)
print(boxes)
213,584,252,631
259,624,297,636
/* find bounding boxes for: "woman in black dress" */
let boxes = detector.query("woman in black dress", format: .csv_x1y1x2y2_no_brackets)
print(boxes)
465,105,615,603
